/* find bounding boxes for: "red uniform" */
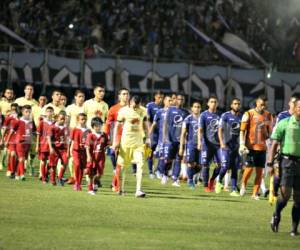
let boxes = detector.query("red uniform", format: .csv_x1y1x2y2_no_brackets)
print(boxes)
3,114,18,152
47,123,69,183
37,118,54,160
71,127,90,187
11,117,35,177
86,132,108,175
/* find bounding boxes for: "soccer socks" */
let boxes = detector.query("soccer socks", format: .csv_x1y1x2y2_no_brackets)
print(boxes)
211,167,220,181
202,166,209,187
148,157,153,174
112,164,121,192
253,168,263,196
218,167,227,183
40,161,47,182
187,167,195,184
110,149,117,170
50,167,56,184
292,203,300,232
275,199,287,217
17,160,25,177
172,160,181,181
58,166,65,180
156,159,164,174
231,168,238,191
8,154,17,174
136,163,143,192
241,167,253,186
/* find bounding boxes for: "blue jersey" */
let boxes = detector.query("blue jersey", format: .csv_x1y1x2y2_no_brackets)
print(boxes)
147,102,162,143
182,114,199,146
219,111,242,150
164,106,189,143
153,108,167,144
275,110,291,125
199,110,220,146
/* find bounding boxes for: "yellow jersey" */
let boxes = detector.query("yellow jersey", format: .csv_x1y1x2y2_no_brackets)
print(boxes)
14,97,38,107
32,105,43,126
41,103,65,117
0,98,13,115
117,106,147,148
65,104,85,128
83,98,108,128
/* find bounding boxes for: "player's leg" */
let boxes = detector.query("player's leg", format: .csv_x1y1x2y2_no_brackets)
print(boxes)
251,151,266,199
185,146,196,188
39,152,49,183
271,157,293,232
171,143,181,186
240,150,255,195
215,148,229,193
117,146,130,194
147,142,157,178
201,146,213,191
15,143,29,180
161,143,172,184
72,151,80,190
57,150,68,186
133,147,145,197
48,151,59,185
291,165,300,236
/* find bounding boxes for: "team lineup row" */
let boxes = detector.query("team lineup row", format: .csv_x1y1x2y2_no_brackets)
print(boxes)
0,84,299,235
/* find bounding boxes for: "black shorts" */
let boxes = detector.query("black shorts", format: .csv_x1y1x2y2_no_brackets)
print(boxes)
280,157,300,190
245,150,266,168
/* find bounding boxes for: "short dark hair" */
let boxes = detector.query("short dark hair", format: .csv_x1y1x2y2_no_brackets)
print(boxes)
130,95,141,105
58,110,66,116
118,88,129,95
22,105,32,110
191,101,201,107
256,95,267,102
77,112,87,118
74,90,85,96
52,89,61,96
154,90,163,96
231,98,241,104
45,106,54,112
24,83,34,89
208,95,218,102
91,117,103,128
94,84,105,90
11,103,19,109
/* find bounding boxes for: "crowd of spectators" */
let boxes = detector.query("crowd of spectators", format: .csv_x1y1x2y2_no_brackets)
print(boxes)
0,0,299,68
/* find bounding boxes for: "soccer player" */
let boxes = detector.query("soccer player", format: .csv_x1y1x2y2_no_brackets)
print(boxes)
111,95,149,197
0,88,14,170
162,94,189,187
14,84,38,108
60,94,67,107
42,89,65,117
197,96,221,192
149,95,172,179
0,88,15,116
85,117,108,195
1,103,20,177
239,95,273,200
216,98,242,196
146,91,163,178
179,101,201,189
272,95,297,198
70,113,90,191
268,98,300,236
84,85,109,128
47,111,69,186
32,95,48,127
9,105,35,180
36,106,54,183
103,88,129,192
66,90,85,129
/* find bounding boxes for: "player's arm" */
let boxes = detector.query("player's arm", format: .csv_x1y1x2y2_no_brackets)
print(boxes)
162,110,170,143
112,120,123,150
85,135,92,163
143,117,150,145
179,126,187,157
218,116,226,149
149,121,157,136
239,112,249,154
47,127,54,154
197,114,204,150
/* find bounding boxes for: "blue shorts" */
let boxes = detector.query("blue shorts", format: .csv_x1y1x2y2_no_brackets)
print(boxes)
220,148,240,170
201,144,221,166
164,142,180,161
185,144,201,164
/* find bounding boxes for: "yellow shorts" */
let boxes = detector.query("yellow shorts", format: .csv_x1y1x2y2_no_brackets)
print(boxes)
117,145,145,168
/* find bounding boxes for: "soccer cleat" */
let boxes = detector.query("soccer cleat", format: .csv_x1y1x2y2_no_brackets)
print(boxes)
240,185,246,196
230,191,240,197
118,190,126,196
204,187,211,193
88,190,96,195
264,189,270,198
67,177,75,185
135,190,146,198
6,171,11,177
161,175,168,185
251,195,260,200
20,175,25,181
15,176,20,181
57,179,65,186
149,174,155,179
215,182,223,194
156,171,162,179
270,214,280,232
172,180,180,187
290,231,299,237
93,184,99,192
73,184,78,191
223,187,230,192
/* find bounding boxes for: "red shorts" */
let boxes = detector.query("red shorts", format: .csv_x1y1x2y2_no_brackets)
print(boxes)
16,143,30,158
86,155,105,176
38,151,49,161
72,150,87,169
49,148,68,167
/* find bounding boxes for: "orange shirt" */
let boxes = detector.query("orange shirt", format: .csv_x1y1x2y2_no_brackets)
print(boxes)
103,103,126,143
240,108,273,151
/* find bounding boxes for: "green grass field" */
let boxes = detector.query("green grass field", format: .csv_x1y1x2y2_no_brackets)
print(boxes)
0,162,299,250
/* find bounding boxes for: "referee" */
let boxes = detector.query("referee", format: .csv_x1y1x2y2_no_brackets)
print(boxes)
268,98,300,236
